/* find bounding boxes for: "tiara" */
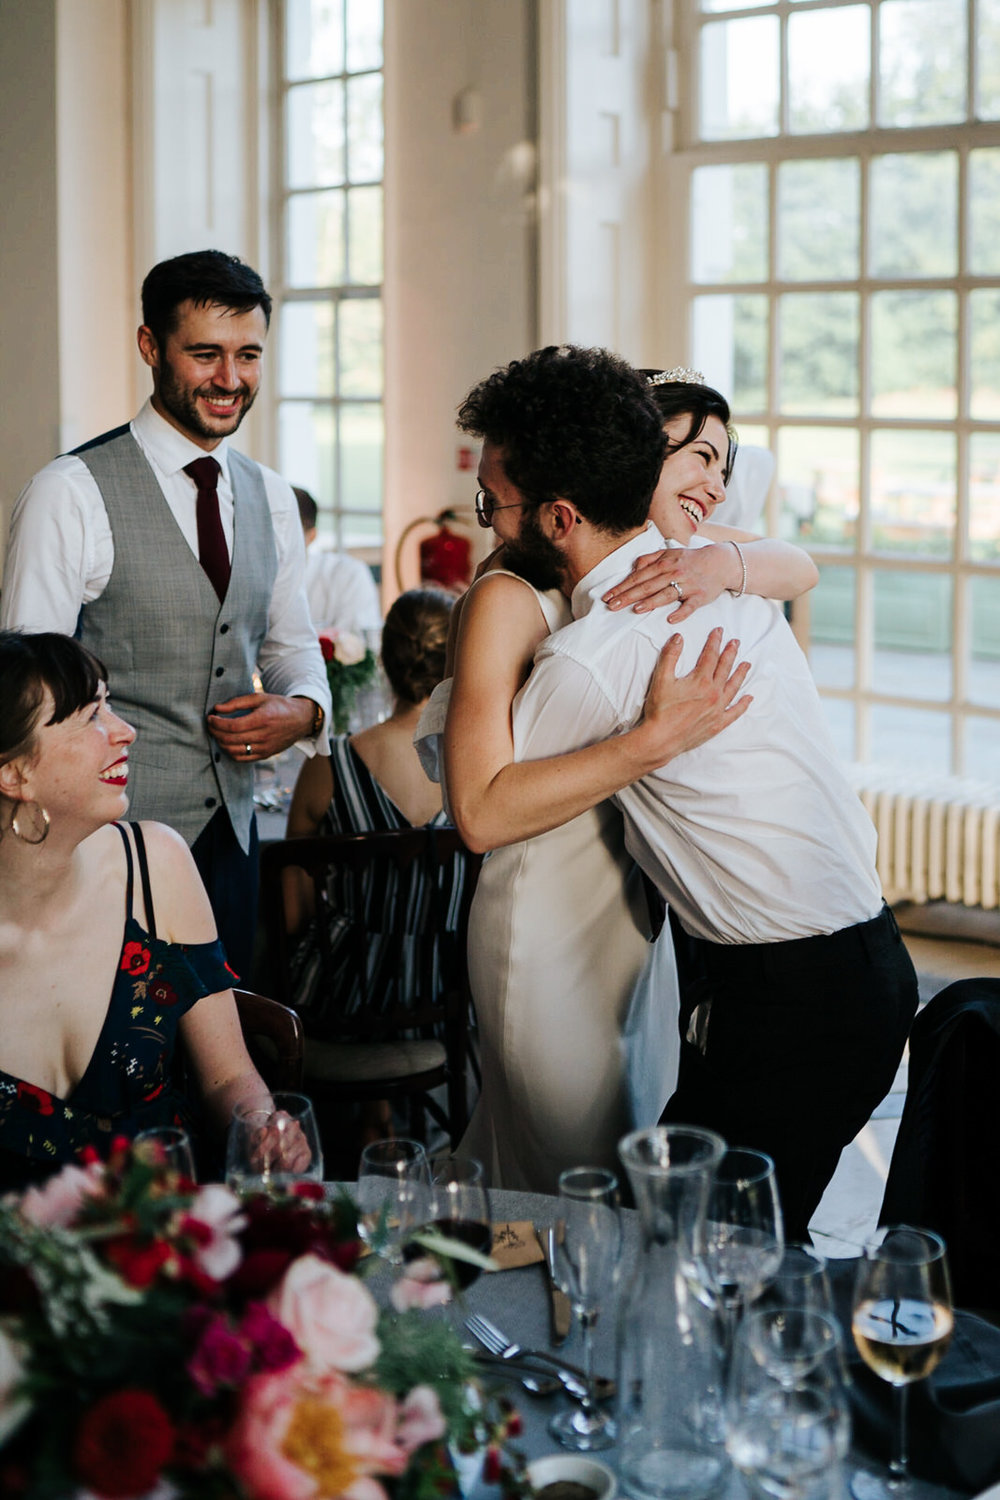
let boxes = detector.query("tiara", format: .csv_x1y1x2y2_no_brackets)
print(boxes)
647,367,706,387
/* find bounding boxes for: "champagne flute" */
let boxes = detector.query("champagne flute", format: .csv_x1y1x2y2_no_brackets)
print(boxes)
134,1125,197,1183
549,1166,622,1452
357,1139,431,1265
850,1226,953,1500
423,1155,492,1291
225,1093,323,1194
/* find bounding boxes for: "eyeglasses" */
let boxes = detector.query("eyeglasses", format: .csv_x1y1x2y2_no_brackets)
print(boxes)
475,488,528,529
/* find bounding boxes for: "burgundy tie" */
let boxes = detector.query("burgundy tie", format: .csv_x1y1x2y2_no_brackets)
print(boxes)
184,456,230,602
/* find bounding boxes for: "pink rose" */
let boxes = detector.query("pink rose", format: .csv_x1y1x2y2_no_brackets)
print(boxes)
226,1364,407,1500
332,630,366,666
389,1256,452,1313
266,1253,379,1374
396,1386,446,1455
182,1184,246,1280
19,1162,104,1228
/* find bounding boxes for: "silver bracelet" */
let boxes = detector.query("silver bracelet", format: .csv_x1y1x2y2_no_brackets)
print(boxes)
728,539,747,597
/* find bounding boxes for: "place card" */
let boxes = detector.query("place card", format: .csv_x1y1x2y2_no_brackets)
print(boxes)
490,1220,545,1270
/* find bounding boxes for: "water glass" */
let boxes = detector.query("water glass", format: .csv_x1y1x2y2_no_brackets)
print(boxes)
133,1126,197,1182
357,1139,431,1264
225,1092,323,1194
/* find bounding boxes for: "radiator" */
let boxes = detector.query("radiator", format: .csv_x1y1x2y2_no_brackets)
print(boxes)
846,765,1000,910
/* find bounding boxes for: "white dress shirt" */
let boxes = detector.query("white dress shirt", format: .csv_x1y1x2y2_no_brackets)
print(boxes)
513,526,882,944
1,400,330,743
304,545,382,633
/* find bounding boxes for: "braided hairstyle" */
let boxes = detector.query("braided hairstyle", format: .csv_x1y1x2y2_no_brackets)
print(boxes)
380,588,454,707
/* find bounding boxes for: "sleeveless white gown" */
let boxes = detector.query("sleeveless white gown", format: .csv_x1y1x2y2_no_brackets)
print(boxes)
415,573,679,1194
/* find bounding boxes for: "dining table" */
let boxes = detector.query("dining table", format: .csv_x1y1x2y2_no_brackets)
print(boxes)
350,1185,973,1500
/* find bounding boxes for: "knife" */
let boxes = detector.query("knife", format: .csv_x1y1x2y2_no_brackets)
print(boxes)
537,1225,572,1346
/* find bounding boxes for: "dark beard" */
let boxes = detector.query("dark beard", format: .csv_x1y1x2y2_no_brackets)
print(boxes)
501,507,566,593
157,358,256,441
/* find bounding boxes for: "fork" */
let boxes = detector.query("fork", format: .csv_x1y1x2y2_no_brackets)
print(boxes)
465,1313,615,1400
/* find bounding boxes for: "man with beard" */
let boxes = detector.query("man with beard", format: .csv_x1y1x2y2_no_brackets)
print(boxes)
1,250,330,976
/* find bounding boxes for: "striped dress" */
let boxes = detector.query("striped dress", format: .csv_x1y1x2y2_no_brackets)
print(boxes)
288,735,462,1027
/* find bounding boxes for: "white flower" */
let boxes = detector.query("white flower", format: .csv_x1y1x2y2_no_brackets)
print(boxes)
183,1184,246,1281
333,630,367,666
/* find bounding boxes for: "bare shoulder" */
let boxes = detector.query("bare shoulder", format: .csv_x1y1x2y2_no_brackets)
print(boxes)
134,820,217,943
460,570,551,648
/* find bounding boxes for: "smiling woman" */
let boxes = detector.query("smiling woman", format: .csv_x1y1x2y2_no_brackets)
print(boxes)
0,630,275,1189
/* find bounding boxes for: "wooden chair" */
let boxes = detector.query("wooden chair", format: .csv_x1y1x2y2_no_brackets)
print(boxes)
259,828,481,1148
233,987,305,1092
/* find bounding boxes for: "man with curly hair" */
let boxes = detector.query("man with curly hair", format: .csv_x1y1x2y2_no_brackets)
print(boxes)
451,343,917,1239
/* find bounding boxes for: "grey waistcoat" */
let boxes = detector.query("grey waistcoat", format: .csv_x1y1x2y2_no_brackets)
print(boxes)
75,429,278,852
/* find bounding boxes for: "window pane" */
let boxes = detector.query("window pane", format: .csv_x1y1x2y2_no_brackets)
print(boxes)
977,0,1000,117
287,80,345,188
873,570,953,698
819,697,856,761
878,0,966,126
869,152,957,276
969,150,1000,272
691,163,767,283
777,159,860,281
339,298,383,397
692,293,768,412
965,715,1000,782
870,291,957,418
279,401,335,503
286,0,344,81
788,7,870,133
342,513,384,548
700,17,779,140
969,291,1000,421
969,432,1000,560
969,576,1000,706
870,429,955,556
346,185,383,284
280,302,335,398
287,190,345,288
809,565,857,687
340,402,384,511
779,293,859,415
870,704,952,772
777,426,859,546
346,0,382,70
346,73,383,181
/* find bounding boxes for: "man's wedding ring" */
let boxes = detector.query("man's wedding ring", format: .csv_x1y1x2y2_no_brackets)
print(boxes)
245,743,253,756
671,580,684,600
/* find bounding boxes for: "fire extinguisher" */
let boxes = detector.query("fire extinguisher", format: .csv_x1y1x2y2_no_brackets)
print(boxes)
394,509,473,593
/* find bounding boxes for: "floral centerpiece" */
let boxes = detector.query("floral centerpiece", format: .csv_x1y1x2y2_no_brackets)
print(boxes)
318,631,380,735
0,1142,526,1500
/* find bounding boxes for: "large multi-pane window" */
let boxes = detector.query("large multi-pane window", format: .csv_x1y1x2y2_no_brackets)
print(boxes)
674,0,1000,778
276,0,384,551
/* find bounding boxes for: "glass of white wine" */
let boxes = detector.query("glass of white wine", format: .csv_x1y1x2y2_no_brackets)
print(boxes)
850,1226,953,1500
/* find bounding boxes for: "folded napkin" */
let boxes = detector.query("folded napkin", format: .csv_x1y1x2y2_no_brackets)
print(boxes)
829,1257,1000,1493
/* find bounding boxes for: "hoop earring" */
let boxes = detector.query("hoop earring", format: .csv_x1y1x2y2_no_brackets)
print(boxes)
11,801,50,845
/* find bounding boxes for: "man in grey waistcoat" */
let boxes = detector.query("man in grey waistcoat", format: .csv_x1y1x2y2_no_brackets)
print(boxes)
1,249,331,978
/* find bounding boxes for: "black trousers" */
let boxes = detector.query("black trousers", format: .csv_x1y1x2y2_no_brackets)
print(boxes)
660,904,918,1242
191,807,259,984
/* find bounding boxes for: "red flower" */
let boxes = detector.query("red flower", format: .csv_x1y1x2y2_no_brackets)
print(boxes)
72,1388,175,1498
104,1235,174,1288
16,1082,54,1116
120,941,151,975
483,1445,502,1484
149,977,178,1007
318,632,336,662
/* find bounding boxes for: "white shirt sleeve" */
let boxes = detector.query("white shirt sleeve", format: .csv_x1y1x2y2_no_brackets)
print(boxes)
512,646,625,762
0,457,110,632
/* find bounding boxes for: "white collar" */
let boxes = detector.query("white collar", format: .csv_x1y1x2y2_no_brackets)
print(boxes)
133,398,232,482
569,523,679,619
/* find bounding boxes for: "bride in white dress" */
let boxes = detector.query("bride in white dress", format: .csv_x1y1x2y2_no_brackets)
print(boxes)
417,372,817,1192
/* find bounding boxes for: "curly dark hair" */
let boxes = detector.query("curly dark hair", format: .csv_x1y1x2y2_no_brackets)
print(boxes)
380,589,454,706
458,346,667,534
0,631,107,773
640,373,738,485
141,250,272,349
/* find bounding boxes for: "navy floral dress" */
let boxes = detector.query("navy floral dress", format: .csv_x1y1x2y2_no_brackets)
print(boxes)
0,822,234,1191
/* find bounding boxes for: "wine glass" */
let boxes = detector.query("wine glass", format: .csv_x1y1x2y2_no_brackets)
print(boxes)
133,1126,197,1183
760,1244,834,1317
850,1226,953,1500
357,1139,431,1265
701,1147,785,1326
727,1310,851,1500
549,1166,622,1452
423,1155,492,1292
225,1093,323,1194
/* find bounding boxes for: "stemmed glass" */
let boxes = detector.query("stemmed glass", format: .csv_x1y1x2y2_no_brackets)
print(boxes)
423,1155,492,1291
850,1226,953,1500
701,1147,785,1350
760,1244,834,1317
549,1166,622,1452
134,1126,197,1183
225,1093,324,1194
357,1139,431,1266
